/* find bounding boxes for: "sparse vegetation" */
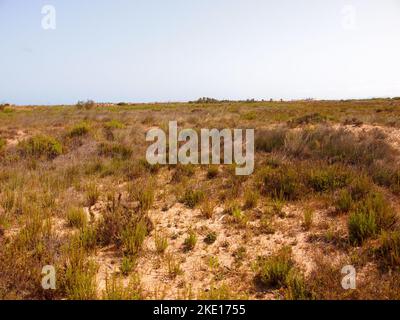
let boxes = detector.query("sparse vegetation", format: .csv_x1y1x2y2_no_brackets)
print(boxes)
2,99,400,300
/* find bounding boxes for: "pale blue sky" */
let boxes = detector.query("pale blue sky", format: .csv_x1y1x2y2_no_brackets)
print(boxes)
1,0,400,105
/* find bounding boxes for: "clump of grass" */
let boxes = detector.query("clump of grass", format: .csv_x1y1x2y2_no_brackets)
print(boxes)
302,208,314,231
122,219,148,256
67,207,88,229
62,245,98,300
130,184,154,211
335,189,353,213
85,182,100,207
377,231,400,270
244,189,259,209
121,256,136,276
172,164,195,182
255,128,287,153
103,274,142,300
286,271,313,300
18,135,62,159
68,122,90,138
256,246,294,288
104,119,125,130
306,165,351,193
200,199,214,219
180,189,204,208
167,254,183,278
260,215,275,234
184,230,197,251
77,226,98,251
348,192,396,245
207,166,219,179
98,142,132,160
198,283,245,300
155,232,168,254
262,167,303,200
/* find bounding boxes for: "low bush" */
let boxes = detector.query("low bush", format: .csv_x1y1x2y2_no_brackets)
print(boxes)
98,142,132,160
18,135,63,159
256,246,294,288
255,128,287,153
68,122,90,138
180,189,204,208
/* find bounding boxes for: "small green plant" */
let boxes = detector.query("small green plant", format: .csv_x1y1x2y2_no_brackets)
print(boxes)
155,232,168,254
85,182,100,207
200,199,214,219
286,271,313,300
131,185,154,211
104,119,125,130
244,189,259,209
68,122,90,138
121,256,136,276
257,246,294,288
103,274,142,300
335,189,353,213
67,207,88,229
377,231,400,269
348,211,377,245
303,208,314,231
122,219,148,256
18,135,63,159
204,231,217,245
98,142,132,160
167,254,183,278
180,190,204,208
184,230,197,251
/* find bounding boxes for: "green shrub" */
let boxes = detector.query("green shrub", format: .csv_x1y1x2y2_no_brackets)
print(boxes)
98,142,132,160
122,219,148,256
130,185,154,211
348,192,396,245
67,207,88,229
257,246,294,288
184,230,197,251
18,135,62,159
307,165,351,193
377,231,400,269
68,122,90,137
85,182,100,207
263,167,303,200
155,233,168,254
244,190,259,209
103,274,142,300
120,256,136,276
286,271,313,300
104,120,125,130
180,190,204,208
348,211,377,245
303,209,314,230
255,128,287,153
335,189,353,213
